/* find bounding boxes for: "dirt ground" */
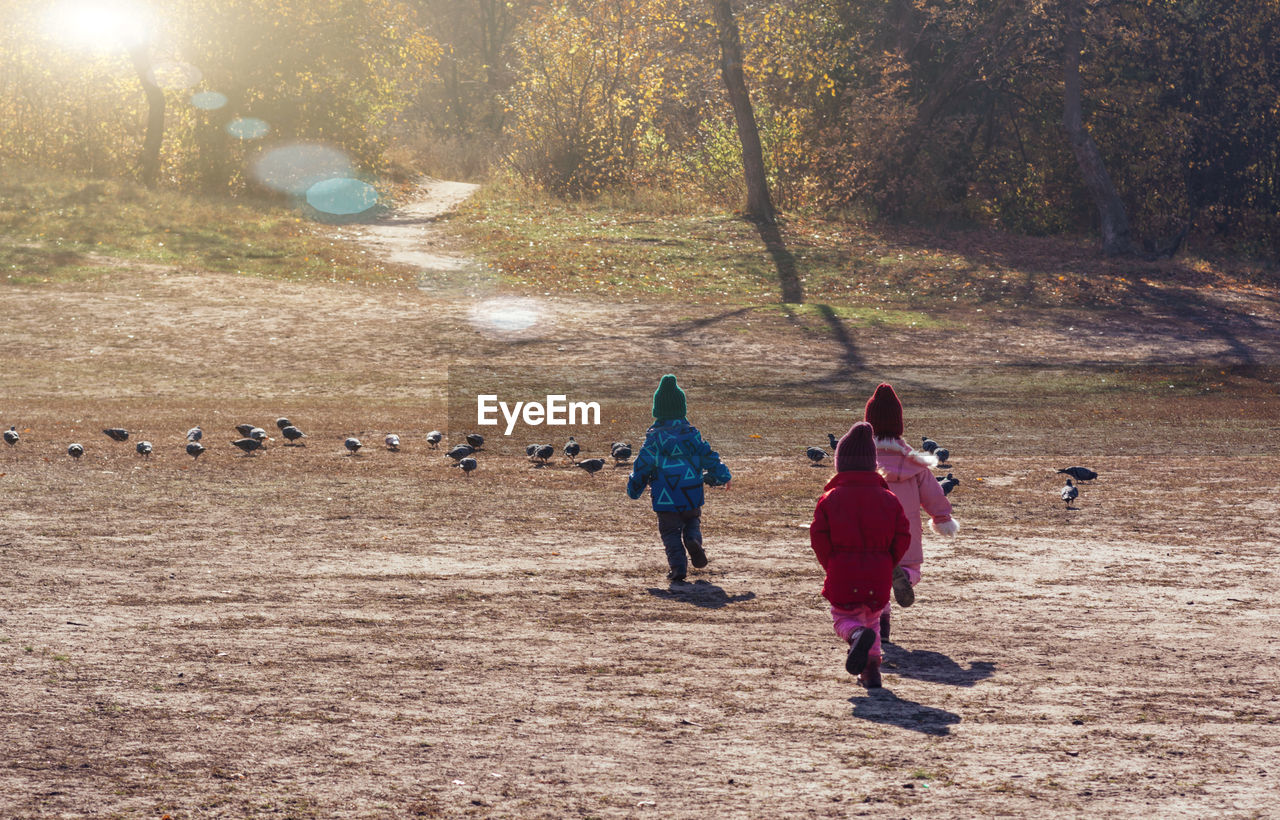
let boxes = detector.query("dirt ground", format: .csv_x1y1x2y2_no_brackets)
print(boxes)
1,183,1278,818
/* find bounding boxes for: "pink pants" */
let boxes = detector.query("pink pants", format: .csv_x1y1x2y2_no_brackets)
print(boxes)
831,604,884,660
880,562,921,619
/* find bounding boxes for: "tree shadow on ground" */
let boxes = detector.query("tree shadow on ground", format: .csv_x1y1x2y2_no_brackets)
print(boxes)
754,220,804,304
646,580,756,609
848,690,961,736
882,644,996,687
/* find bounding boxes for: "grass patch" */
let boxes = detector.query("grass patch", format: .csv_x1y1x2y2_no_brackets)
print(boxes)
0,168,417,287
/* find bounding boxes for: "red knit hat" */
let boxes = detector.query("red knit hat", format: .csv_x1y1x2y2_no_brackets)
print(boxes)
836,422,877,472
864,383,903,438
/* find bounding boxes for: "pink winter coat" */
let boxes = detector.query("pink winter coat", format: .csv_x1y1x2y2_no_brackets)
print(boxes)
875,437,958,568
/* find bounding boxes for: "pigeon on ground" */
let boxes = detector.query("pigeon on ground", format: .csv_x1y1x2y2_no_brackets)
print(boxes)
1061,479,1079,508
466,433,485,451
938,472,959,496
136,441,153,457
446,443,474,462
453,456,478,476
526,444,540,457
921,436,938,453
186,442,205,460
4,426,17,446
806,447,829,466
564,436,580,462
103,428,129,442
235,424,256,438
426,430,442,449
275,418,292,430
67,443,84,459
934,447,950,465
281,425,306,445
249,427,270,442
344,437,363,454
385,434,401,451
827,433,839,450
533,443,554,464
577,458,606,476
611,442,632,464
186,426,202,442
1057,466,1098,482
232,438,263,455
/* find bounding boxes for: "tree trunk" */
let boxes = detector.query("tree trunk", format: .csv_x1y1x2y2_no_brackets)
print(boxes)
709,0,776,224
1062,0,1131,256
128,44,165,188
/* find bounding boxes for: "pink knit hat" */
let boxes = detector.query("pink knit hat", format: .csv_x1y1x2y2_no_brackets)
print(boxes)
835,422,877,472
864,383,903,439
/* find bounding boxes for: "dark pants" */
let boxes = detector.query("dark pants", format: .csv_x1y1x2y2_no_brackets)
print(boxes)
657,508,703,573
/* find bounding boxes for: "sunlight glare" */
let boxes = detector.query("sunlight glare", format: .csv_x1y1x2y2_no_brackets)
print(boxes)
44,0,153,51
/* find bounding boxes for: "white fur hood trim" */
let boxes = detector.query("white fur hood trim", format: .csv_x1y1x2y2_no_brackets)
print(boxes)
874,436,938,470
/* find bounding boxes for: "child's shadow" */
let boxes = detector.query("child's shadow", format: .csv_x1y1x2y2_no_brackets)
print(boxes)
882,644,996,687
849,690,961,736
646,580,756,609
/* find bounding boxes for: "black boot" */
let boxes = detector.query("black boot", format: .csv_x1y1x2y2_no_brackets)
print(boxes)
880,611,891,644
845,628,874,676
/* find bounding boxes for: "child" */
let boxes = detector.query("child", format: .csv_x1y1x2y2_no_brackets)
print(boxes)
627,375,732,582
863,383,958,641
810,422,911,688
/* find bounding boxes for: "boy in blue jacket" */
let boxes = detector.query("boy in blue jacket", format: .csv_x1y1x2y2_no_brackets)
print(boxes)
627,375,732,582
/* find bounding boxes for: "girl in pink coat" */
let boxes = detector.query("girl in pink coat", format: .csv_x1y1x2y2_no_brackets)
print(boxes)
864,383,959,641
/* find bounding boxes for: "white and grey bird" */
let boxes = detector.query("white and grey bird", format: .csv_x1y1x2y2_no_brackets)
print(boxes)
67,443,84,459
1061,479,1079,508
4,426,18,446
234,423,256,438
103,427,129,442
564,436,580,462
531,443,554,464
466,433,485,451
934,447,950,465
611,442,632,464
938,472,959,496
232,438,263,455
385,434,401,451
275,417,292,431
426,430,442,449
1057,466,1098,482
577,458,606,476
249,427,270,442
186,441,206,460
136,441,153,457
344,437,363,454
453,456,478,476
281,425,306,445
186,426,202,442
921,436,938,453
446,443,474,462
806,447,828,466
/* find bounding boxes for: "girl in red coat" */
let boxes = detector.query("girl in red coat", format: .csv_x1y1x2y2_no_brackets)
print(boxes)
810,422,911,688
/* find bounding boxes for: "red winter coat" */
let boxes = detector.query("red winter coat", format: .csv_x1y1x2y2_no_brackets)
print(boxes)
810,471,912,611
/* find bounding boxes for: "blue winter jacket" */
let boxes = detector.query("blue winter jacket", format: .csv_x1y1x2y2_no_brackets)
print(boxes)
626,419,731,511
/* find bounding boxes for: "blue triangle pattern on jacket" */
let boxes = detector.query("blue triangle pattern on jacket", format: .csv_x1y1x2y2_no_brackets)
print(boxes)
625,419,732,511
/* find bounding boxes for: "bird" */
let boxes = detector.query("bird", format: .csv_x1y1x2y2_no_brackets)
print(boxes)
611,442,632,464
577,458,606,476
921,436,938,453
1061,479,1079,508
531,443,554,464
136,441,153,457
186,442,205,460
827,433,839,449
466,433,485,451
186,426,202,442
67,443,84,459
234,423,256,438
806,447,828,466
446,443,474,462
280,425,306,445
453,456,478,476
426,430,442,449
249,427,270,442
385,434,401,451
275,417,292,431
934,447,950,465
344,437,362,454
103,428,129,442
232,438,262,455
4,426,17,446
564,436,580,462
938,472,959,496
1057,466,1098,482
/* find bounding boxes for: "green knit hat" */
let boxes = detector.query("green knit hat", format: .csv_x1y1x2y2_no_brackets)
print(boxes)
651,374,687,420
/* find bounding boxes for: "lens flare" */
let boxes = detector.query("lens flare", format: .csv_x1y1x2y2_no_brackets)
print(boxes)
226,117,270,140
190,91,228,110
250,143,354,195
305,177,379,216
43,0,152,51
468,297,546,338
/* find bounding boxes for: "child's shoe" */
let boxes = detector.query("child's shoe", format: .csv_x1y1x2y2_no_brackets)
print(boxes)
666,568,686,582
879,611,891,644
686,541,708,569
845,627,874,676
892,566,915,608
859,657,883,689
